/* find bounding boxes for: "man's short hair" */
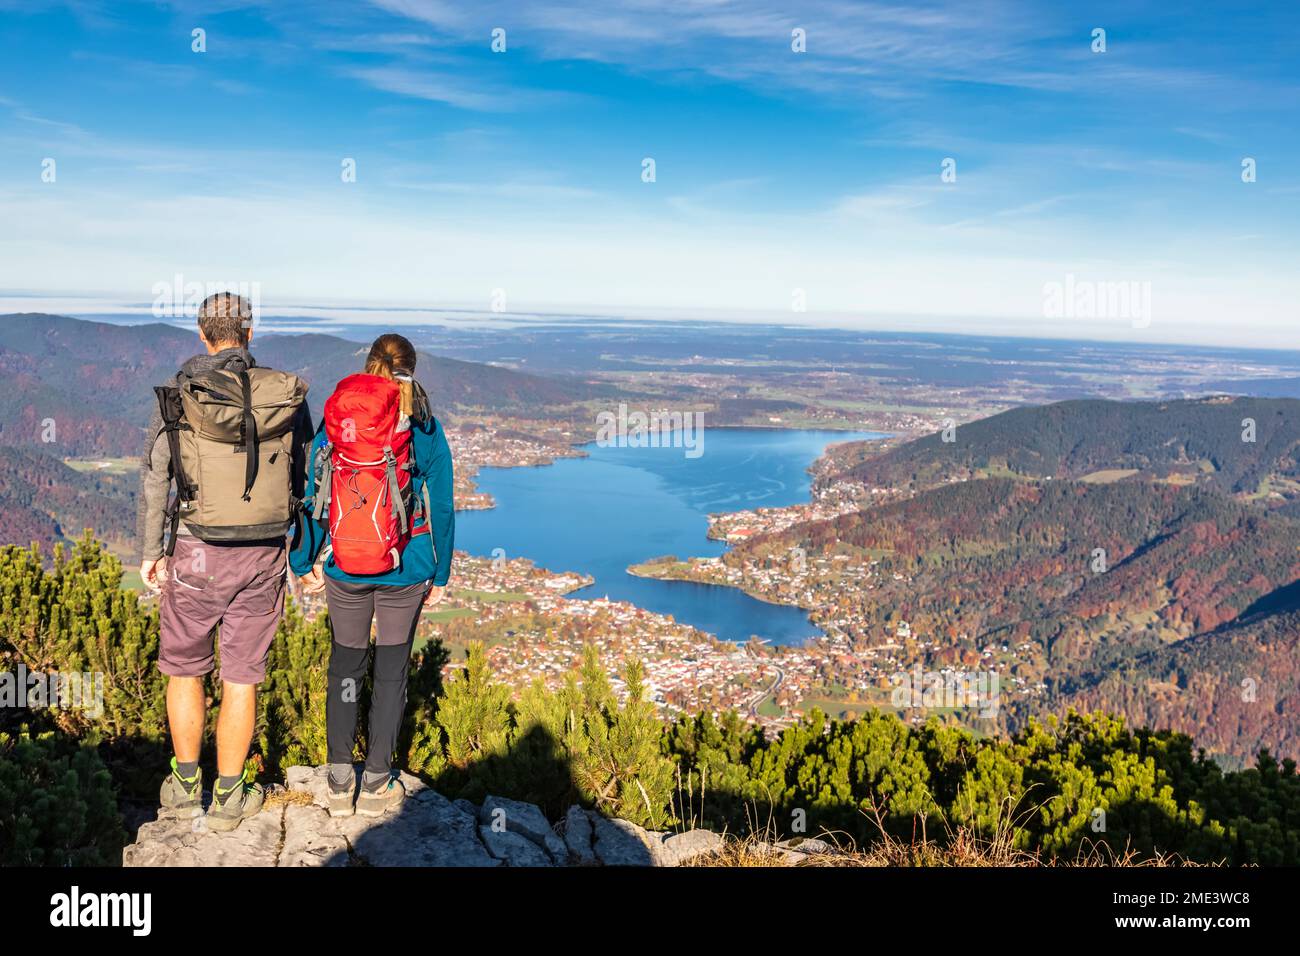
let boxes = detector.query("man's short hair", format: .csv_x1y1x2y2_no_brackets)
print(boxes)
197,292,252,346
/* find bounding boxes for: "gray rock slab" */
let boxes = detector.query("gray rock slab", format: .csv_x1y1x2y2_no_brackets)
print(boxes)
278,804,349,867
334,791,499,867
123,767,734,869
778,836,836,856
657,828,724,866
479,825,554,867
591,814,658,866
123,806,282,867
479,794,568,862
563,805,597,865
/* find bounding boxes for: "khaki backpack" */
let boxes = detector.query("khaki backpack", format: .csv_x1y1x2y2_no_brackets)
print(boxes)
154,363,309,553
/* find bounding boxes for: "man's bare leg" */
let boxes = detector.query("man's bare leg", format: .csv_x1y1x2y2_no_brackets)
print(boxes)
166,675,205,764
160,675,206,815
206,681,264,830
216,681,256,778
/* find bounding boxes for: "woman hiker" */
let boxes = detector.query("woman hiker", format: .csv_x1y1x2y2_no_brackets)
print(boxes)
292,333,455,817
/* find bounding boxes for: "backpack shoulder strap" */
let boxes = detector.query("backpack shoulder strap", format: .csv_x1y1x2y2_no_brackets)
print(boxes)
154,382,191,557
411,380,432,424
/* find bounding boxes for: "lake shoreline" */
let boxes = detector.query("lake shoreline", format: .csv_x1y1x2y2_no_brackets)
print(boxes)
457,427,885,645
627,557,818,614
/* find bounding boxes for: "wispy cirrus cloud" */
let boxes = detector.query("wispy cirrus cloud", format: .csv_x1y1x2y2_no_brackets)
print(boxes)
345,64,578,111
358,0,1284,105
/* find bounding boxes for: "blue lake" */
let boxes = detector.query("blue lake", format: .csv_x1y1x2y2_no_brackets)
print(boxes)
456,428,884,645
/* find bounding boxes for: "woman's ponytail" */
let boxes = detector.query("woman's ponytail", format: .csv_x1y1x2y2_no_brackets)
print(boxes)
364,333,418,417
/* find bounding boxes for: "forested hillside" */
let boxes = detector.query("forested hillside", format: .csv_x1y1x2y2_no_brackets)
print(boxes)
0,447,137,551
1057,606,1300,763
735,423,1300,764
841,396,1300,504
765,479,1297,652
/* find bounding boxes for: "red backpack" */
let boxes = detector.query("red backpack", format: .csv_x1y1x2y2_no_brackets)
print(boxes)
312,373,414,574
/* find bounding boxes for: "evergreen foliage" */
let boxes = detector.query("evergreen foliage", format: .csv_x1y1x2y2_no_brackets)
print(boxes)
0,726,125,866
1,535,1297,864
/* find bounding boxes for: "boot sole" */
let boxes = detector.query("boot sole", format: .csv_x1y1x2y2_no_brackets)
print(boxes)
204,816,242,832
205,810,258,832
205,798,264,832
162,801,205,816
162,803,204,819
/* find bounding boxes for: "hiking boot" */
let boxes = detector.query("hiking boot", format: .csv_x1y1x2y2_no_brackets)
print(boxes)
206,776,265,832
159,759,203,818
327,775,356,818
355,776,405,818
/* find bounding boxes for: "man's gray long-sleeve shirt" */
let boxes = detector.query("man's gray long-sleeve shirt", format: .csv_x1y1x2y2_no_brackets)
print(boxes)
136,347,314,561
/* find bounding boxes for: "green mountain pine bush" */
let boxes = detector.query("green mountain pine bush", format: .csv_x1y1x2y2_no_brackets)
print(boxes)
0,726,124,866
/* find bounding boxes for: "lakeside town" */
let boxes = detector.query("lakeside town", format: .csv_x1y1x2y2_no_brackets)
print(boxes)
445,420,587,510
404,542,1036,733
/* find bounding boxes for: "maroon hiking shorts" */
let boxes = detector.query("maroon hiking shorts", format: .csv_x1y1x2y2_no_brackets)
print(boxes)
158,535,287,685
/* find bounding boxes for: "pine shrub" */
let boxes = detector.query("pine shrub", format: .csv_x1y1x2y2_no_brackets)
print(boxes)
0,726,125,866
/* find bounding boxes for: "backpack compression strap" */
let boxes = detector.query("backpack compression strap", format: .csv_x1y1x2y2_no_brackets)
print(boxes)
415,480,436,564
411,479,434,533
382,446,409,530
311,441,334,521
237,369,258,501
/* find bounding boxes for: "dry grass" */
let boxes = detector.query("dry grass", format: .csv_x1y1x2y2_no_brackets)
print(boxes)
262,787,315,810
1079,468,1141,484
686,826,1193,867
680,793,1199,868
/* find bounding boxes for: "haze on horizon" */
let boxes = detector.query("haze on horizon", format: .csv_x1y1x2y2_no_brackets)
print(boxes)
1,0,1297,349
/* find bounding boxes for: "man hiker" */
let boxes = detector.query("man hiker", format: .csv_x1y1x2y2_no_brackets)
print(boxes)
138,291,313,831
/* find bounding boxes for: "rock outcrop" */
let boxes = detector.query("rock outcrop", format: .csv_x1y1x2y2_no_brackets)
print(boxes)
122,766,727,868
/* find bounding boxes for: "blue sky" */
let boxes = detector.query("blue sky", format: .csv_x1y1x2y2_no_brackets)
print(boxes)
0,0,1297,346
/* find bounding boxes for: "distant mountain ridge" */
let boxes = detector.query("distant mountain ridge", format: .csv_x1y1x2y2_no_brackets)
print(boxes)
841,396,1300,507
0,313,618,458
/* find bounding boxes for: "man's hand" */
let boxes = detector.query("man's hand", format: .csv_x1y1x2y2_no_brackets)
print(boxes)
140,558,166,593
298,566,326,594
423,585,447,608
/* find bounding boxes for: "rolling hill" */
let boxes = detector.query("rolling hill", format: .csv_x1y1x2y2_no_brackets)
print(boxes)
1057,604,1300,768
0,446,137,553
840,396,1300,506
